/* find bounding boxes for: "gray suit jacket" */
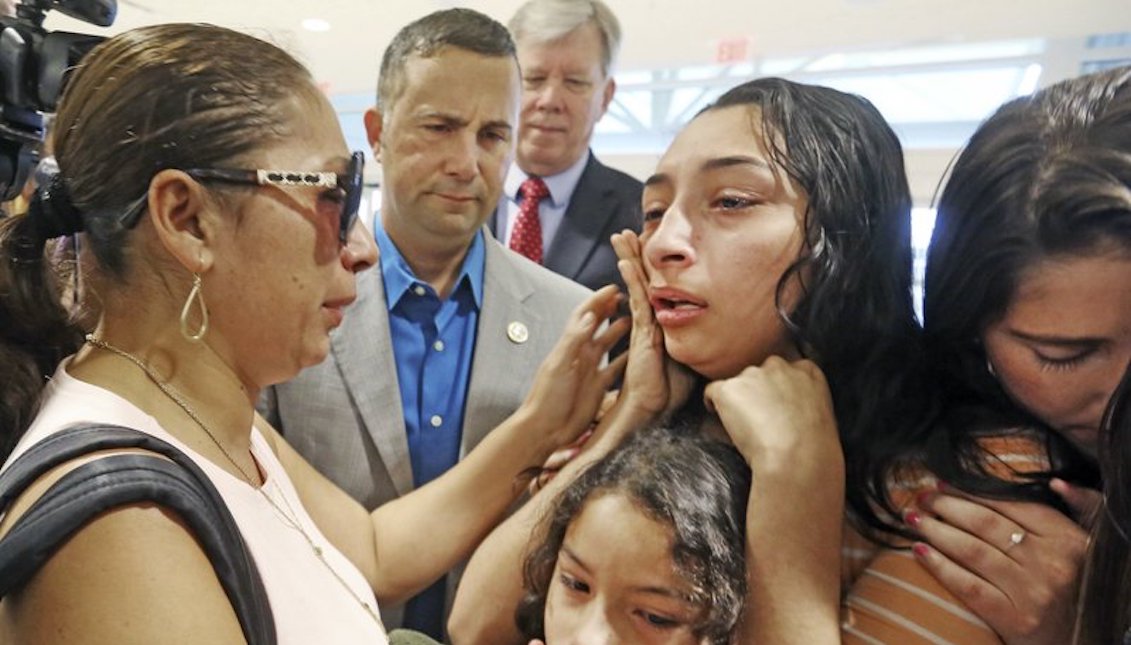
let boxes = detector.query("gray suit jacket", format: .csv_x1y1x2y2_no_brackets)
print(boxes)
258,231,590,628
493,151,643,292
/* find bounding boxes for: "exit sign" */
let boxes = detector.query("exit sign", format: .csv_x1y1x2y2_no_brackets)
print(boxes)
716,37,751,64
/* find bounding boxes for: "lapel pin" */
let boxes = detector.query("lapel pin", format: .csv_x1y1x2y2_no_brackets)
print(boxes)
507,321,529,344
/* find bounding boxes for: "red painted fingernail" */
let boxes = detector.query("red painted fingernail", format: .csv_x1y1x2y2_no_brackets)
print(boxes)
903,510,922,528
913,543,930,558
936,480,949,493
916,491,933,507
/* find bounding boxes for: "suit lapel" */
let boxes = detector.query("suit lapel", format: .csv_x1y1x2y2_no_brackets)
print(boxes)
462,234,546,455
545,154,617,281
331,266,415,496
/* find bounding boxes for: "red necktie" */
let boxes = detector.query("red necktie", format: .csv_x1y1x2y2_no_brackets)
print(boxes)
510,176,549,264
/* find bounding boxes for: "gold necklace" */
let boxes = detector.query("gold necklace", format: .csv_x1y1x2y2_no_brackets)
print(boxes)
84,333,383,627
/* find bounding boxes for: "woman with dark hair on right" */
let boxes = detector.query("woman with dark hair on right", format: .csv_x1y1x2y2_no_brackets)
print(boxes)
917,65,1131,644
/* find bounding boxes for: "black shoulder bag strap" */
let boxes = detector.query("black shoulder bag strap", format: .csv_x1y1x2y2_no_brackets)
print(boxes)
0,424,276,645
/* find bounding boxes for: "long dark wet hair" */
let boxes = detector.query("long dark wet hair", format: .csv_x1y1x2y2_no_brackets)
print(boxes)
683,77,940,538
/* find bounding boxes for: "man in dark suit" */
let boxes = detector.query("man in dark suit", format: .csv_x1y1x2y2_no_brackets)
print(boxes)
491,0,643,292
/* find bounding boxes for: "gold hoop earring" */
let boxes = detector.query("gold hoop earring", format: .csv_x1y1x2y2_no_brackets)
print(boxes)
180,273,209,342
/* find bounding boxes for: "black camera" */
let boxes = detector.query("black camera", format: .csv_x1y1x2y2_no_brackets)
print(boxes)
0,0,115,201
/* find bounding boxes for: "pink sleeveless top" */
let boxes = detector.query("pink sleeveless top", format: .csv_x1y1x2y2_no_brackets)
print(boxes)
3,362,389,645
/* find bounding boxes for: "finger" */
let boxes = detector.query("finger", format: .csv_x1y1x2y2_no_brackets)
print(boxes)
701,378,732,417
586,283,623,321
911,542,1012,622
617,260,659,349
596,350,629,392
617,258,650,315
791,358,830,388
572,319,628,382
531,471,554,495
542,446,581,472
1050,478,1102,525
908,505,1022,582
611,230,640,262
553,286,622,357
624,229,644,262
917,494,1032,563
592,315,631,354
572,427,595,447
930,484,1079,536
549,309,598,361
596,390,618,418
603,350,629,377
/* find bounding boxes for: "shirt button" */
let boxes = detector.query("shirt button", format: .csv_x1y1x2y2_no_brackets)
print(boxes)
413,285,426,296
430,415,443,428
433,340,445,352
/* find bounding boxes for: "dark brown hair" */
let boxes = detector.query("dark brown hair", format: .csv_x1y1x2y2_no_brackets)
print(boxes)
1078,358,1131,644
923,67,1131,512
0,23,318,458
376,8,515,114
699,78,939,540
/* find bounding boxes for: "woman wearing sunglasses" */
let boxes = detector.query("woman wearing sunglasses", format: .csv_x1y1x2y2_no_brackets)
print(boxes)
0,23,624,644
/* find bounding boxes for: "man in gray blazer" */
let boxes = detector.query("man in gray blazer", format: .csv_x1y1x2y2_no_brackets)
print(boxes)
491,0,643,293
258,8,589,640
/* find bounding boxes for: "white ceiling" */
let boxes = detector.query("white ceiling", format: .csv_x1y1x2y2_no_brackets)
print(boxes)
42,0,1131,97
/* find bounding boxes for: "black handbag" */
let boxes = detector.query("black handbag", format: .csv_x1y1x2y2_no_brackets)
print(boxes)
0,424,276,644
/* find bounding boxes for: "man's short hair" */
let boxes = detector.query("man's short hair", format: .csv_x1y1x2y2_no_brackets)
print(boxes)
377,8,516,114
508,0,622,77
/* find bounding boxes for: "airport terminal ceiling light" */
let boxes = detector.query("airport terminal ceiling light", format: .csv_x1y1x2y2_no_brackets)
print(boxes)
331,33,1130,163
592,38,1051,152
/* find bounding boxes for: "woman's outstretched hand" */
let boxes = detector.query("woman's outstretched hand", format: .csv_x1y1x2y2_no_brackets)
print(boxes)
518,284,629,448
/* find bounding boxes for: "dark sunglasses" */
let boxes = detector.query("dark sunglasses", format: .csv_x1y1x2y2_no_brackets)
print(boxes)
184,150,365,244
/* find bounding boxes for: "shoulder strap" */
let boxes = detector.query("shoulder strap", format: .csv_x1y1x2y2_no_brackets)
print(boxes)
0,424,276,645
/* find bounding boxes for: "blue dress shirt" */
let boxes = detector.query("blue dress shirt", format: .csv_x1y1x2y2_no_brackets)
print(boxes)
375,222,485,638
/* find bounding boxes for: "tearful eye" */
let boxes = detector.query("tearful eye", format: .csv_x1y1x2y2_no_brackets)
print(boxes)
714,196,759,210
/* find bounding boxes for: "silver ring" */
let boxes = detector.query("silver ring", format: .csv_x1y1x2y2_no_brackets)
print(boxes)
1007,530,1026,549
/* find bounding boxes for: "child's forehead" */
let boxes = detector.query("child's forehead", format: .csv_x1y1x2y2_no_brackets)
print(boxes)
563,493,680,571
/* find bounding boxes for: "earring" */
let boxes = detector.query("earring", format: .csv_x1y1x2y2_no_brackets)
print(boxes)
986,356,997,378
180,272,209,342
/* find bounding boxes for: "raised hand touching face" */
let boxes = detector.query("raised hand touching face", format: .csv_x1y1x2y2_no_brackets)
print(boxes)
611,229,696,423
704,357,846,644
703,356,841,476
